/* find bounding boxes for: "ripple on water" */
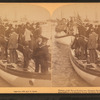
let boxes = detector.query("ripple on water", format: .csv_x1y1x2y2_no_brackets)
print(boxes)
52,41,91,87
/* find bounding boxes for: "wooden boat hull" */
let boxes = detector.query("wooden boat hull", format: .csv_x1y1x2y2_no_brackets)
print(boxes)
55,35,75,46
0,65,51,87
0,59,51,87
70,50,100,86
0,36,51,87
0,68,35,87
55,34,100,86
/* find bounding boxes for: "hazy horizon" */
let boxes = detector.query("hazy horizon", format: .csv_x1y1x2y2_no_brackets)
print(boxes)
0,4,50,21
52,3,100,21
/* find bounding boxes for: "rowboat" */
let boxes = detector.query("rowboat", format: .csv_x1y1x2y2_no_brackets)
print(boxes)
55,32,75,46
55,33,100,86
0,61,51,87
69,48,100,86
0,51,51,87
0,37,51,87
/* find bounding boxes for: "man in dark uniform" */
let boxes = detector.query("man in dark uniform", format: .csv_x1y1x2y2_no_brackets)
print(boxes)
77,24,86,37
33,36,50,73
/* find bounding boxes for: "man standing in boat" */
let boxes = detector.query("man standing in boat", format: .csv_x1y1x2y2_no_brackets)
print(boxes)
33,36,50,74
96,25,100,51
87,28,98,63
8,28,18,63
32,22,42,53
23,25,33,47
34,22,42,39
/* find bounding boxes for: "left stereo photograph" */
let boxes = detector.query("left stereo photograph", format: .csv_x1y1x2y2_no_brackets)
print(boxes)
0,4,51,87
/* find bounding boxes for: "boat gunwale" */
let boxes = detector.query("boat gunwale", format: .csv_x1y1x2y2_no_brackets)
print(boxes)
70,50,100,77
55,34,74,39
0,37,51,80
0,62,51,80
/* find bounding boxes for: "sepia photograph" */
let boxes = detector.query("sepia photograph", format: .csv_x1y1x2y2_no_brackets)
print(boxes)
0,2,100,93
0,4,52,87
52,3,100,87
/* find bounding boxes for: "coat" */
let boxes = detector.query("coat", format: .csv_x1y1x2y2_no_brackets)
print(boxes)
8,32,18,49
34,45,50,61
78,25,86,36
33,26,42,39
88,32,98,49
23,46,31,60
24,29,32,42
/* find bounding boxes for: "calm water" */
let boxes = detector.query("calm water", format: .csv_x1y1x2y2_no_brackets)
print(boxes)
52,39,91,87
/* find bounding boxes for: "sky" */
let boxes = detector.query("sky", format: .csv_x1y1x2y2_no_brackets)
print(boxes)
52,3,100,21
0,4,50,21
0,3,100,22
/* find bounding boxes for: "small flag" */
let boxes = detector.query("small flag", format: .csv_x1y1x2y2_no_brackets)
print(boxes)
76,13,83,26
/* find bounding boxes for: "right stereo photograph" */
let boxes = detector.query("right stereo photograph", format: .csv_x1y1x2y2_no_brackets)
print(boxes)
52,3,100,87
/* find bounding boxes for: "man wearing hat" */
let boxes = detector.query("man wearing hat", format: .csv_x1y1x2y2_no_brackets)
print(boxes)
33,36,50,73
24,26,33,47
8,28,18,63
87,28,98,63
32,22,42,54
33,22,42,39
97,25,100,51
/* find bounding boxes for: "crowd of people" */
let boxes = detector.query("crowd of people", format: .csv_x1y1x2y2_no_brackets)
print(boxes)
55,17,100,64
0,21,51,73
55,18,74,35
72,23,100,64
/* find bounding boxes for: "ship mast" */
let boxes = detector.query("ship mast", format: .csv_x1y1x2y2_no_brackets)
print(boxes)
95,11,98,21
94,5,98,23
13,7,18,23
84,5,89,23
61,9,63,19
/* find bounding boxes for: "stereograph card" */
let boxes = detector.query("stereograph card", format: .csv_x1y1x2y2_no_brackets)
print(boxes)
0,3,99,93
